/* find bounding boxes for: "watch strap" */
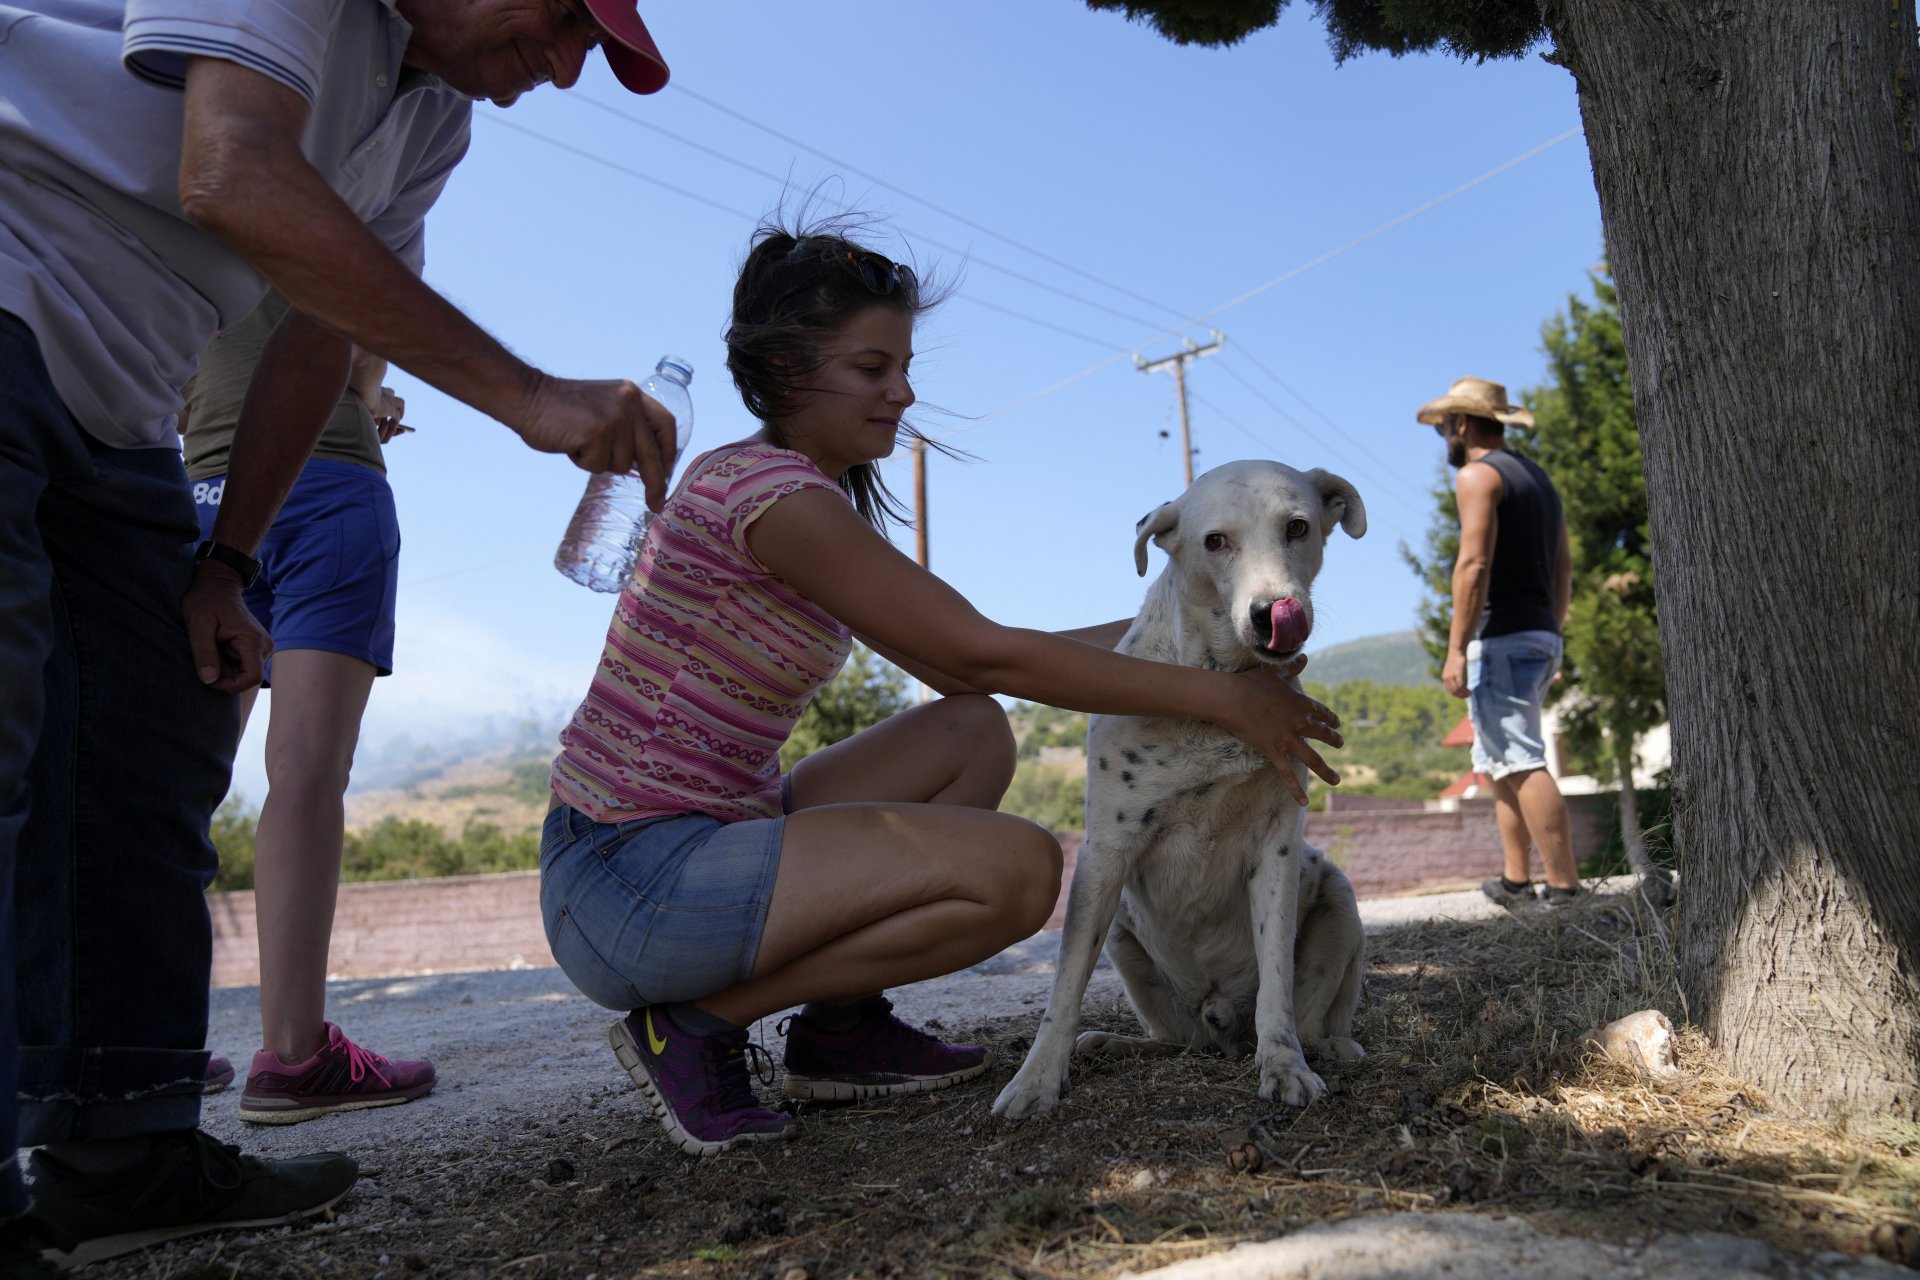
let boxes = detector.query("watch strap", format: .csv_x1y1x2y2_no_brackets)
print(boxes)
194,540,262,588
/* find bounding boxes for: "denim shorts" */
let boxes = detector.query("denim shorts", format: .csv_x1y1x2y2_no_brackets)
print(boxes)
193,459,399,685
1466,629,1561,780
539,792,788,1011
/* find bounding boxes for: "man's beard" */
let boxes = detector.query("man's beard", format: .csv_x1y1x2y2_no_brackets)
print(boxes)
1447,436,1468,468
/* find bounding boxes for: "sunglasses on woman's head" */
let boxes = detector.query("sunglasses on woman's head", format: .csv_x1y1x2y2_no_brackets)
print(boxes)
756,243,919,320
821,247,917,299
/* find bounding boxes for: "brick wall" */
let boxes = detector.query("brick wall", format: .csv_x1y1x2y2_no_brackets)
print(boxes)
1308,794,1610,898
208,871,554,990
207,798,1614,988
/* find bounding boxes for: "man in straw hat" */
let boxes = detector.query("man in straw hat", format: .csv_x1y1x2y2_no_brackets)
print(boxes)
1418,377,1583,910
1,1,674,1269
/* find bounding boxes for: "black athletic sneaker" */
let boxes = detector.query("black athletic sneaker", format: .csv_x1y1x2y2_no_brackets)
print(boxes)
0,1215,65,1277
1481,877,1538,910
1539,885,1584,909
26,1130,357,1267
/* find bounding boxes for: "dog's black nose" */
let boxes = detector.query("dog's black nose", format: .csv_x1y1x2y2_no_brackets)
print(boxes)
1250,600,1274,641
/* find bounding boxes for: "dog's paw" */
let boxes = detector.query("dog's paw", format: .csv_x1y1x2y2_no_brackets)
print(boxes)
1310,1036,1366,1063
992,1065,1066,1122
1256,1048,1327,1107
1074,1030,1173,1059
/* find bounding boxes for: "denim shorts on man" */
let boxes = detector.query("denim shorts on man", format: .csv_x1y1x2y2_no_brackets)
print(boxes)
539,795,787,1011
194,460,399,685
1466,629,1562,779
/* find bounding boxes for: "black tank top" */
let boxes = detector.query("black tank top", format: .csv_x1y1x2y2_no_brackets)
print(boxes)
1474,450,1562,639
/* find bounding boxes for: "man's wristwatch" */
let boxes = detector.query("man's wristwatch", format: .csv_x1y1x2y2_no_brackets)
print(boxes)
193,540,262,588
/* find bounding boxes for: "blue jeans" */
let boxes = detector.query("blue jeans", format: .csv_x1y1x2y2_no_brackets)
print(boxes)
1,312,234,1216
540,798,786,1012
1465,629,1561,780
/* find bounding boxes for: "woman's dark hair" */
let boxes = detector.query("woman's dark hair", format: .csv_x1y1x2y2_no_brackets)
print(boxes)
726,216,954,530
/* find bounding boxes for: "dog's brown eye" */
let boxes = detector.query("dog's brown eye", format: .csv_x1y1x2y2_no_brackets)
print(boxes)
1285,518,1310,540
1203,532,1228,552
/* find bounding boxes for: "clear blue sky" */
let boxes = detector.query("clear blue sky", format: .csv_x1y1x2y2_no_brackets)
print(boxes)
231,1,1605,800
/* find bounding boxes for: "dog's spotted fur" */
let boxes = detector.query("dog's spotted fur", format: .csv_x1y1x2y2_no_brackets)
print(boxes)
995,461,1368,1120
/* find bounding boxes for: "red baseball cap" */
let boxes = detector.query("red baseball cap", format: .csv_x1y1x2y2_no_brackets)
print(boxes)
581,0,669,94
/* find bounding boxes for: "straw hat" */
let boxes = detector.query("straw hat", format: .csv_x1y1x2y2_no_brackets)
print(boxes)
1415,376,1535,429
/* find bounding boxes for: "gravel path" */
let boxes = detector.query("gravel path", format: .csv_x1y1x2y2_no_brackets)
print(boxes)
116,879,1904,1278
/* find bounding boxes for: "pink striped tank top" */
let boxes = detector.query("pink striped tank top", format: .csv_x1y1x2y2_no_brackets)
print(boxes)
550,443,853,823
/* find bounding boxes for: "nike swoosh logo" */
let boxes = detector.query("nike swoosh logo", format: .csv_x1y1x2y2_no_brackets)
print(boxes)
646,1008,668,1055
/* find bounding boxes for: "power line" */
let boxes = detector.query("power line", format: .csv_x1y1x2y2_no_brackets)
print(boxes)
486,102,1568,523
1227,345,1435,504
1187,388,1421,531
475,112,1135,350
666,83,1196,327
480,113,761,222
1210,355,1431,509
399,547,549,589
564,93,1168,335
938,127,1583,438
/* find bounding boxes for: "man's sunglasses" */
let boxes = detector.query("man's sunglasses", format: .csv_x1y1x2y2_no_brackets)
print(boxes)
756,243,919,320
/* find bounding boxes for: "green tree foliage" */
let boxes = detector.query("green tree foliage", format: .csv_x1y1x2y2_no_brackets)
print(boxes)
208,793,259,892
1013,702,1091,760
1000,763,1089,831
778,643,914,772
1002,703,1092,829
205,803,542,892
1524,271,1665,782
1080,0,1543,62
1306,679,1463,799
1402,477,1459,675
341,818,541,882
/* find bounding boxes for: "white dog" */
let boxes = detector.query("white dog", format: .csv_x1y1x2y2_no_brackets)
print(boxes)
995,460,1368,1121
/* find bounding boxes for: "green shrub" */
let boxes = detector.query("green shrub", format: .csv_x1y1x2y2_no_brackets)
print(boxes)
208,794,259,892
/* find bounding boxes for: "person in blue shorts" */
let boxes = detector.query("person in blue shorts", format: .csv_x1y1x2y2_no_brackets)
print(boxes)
184,291,436,1125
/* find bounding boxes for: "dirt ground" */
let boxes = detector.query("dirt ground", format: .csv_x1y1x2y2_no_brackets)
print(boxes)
91,888,1920,1280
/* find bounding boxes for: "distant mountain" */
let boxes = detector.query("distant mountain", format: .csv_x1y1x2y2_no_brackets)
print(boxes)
1306,630,1432,688
345,714,565,837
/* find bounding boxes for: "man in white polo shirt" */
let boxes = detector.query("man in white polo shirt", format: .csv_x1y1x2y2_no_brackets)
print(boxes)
0,1,677,1268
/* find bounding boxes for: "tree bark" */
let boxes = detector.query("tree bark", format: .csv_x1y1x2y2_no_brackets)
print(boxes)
1545,1,1920,1122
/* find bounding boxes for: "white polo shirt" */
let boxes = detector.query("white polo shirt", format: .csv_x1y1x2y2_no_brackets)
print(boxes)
0,0,472,449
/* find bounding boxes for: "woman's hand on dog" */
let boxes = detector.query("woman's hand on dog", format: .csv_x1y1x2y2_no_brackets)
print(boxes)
1226,663,1343,806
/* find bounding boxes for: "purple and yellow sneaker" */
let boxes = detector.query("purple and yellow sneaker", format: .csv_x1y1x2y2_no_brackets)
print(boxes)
781,996,989,1101
609,1008,795,1157
202,1055,236,1094
237,1023,436,1124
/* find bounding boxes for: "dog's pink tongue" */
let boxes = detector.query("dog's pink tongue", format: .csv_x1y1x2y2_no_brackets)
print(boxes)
1269,597,1310,652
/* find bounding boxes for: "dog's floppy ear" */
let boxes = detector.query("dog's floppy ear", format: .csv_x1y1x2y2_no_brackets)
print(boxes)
1132,499,1180,576
1307,469,1367,539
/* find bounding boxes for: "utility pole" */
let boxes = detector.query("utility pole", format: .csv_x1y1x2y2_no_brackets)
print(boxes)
1135,330,1225,487
911,436,932,704
911,436,929,569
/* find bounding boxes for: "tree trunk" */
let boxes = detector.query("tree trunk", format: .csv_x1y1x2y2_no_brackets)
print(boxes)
1546,1,1920,1122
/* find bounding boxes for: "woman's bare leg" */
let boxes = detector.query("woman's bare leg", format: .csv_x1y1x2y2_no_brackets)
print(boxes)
250,649,376,1062
692,695,1060,1025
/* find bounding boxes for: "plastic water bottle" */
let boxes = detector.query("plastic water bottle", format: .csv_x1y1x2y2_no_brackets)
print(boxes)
554,355,694,592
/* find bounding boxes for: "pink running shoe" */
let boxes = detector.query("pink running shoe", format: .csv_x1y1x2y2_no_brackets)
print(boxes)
781,997,988,1101
238,1023,436,1124
202,1056,235,1094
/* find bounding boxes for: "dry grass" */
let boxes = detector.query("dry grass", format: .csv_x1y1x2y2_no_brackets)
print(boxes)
105,895,1920,1279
